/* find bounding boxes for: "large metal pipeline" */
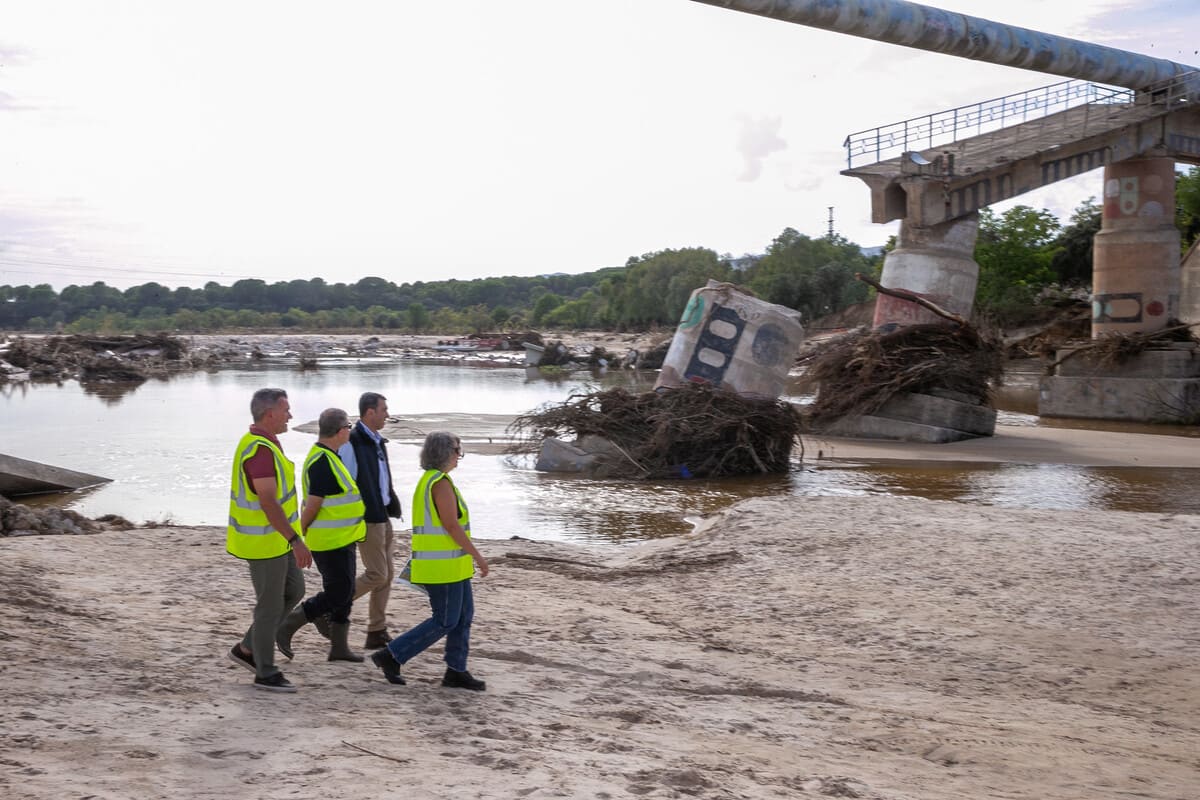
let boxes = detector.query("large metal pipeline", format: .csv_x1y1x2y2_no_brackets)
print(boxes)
690,0,1199,94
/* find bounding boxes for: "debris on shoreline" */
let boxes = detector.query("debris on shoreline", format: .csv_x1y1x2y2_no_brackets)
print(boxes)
1042,319,1200,375
0,334,214,385
0,330,677,387
507,384,804,479
0,494,132,537
797,323,1005,429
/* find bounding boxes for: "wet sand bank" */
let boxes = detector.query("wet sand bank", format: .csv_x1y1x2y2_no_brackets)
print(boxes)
1,494,1196,799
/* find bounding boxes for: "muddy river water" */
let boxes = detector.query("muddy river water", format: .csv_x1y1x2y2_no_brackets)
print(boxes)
3,357,1198,543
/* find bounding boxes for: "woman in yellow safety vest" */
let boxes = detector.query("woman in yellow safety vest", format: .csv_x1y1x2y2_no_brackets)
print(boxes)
369,431,489,691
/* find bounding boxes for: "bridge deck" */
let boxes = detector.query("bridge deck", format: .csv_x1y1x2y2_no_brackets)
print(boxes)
841,101,1200,226
843,101,1169,181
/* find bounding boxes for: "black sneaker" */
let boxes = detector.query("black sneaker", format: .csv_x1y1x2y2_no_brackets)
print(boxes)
442,668,486,692
253,672,297,693
370,648,406,685
228,644,255,673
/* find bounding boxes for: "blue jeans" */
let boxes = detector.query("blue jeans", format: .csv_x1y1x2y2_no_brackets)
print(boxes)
386,578,473,672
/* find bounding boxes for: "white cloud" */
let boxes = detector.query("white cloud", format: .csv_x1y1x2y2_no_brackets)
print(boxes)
735,114,788,182
0,0,1196,290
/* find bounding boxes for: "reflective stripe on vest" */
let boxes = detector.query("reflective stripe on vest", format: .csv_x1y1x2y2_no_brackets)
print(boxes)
226,433,300,560
409,469,473,584
301,445,367,552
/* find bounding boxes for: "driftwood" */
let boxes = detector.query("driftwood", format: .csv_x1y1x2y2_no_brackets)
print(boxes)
798,323,1004,428
4,334,194,384
341,741,412,765
1043,320,1200,375
507,384,803,479
854,273,969,327
501,553,596,567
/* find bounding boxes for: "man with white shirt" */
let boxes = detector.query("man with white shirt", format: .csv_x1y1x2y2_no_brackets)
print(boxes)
339,391,402,649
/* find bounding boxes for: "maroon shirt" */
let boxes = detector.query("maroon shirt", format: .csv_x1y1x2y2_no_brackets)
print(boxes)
243,424,283,489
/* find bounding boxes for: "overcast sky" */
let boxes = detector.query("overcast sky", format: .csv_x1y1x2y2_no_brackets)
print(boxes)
3,0,1198,290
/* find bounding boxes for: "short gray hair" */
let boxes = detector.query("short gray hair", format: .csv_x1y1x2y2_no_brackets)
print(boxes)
420,431,460,471
318,407,349,438
250,388,288,422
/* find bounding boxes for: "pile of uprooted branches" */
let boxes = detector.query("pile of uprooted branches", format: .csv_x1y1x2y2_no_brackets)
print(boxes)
1043,319,1200,375
3,333,197,383
798,323,1004,429
507,383,803,479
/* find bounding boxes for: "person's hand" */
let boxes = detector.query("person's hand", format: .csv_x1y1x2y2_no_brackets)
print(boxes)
474,554,489,578
292,538,313,569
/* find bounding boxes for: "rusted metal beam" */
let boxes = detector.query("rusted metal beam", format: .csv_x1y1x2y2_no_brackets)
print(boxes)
691,0,1199,95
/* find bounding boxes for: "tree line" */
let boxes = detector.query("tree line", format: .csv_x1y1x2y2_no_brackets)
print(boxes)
4,167,1197,334
0,232,881,334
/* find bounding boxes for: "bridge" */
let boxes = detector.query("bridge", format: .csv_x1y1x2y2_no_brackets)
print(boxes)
843,72,1200,227
692,0,1200,423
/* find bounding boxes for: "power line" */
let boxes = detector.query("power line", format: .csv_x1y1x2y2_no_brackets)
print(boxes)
0,256,258,282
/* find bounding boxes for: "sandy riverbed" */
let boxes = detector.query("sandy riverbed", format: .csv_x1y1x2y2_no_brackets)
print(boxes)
1,494,1196,799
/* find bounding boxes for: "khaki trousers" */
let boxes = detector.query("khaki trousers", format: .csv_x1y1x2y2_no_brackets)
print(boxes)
353,520,394,632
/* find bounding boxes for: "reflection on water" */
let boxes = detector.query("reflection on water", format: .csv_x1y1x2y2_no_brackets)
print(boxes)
79,379,146,405
4,359,1198,544
796,460,1200,515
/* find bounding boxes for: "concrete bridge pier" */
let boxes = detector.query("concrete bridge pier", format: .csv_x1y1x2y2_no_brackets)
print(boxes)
1040,156,1200,422
1092,157,1180,336
823,212,997,443
872,213,981,329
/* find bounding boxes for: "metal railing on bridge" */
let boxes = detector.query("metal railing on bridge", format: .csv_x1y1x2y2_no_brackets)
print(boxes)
843,79,1133,170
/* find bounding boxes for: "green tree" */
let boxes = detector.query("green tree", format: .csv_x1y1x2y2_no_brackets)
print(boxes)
407,302,430,332
619,248,728,327
1178,166,1200,250
1049,198,1101,286
531,293,564,326
973,206,1061,321
741,230,870,321
463,304,494,334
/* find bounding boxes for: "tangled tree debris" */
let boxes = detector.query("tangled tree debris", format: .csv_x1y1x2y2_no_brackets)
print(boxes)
1001,298,1092,358
0,334,213,385
506,384,803,479
1043,320,1200,375
797,323,1005,429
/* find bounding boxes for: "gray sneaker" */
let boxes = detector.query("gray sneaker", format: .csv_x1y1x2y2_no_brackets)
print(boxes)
253,672,297,693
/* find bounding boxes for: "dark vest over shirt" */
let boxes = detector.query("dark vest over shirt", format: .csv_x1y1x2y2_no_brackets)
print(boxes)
349,423,401,523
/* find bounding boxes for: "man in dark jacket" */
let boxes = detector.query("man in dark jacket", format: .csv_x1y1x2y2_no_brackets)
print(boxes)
338,391,402,649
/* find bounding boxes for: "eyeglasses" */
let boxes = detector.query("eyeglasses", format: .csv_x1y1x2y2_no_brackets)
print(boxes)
342,423,353,430
454,447,465,458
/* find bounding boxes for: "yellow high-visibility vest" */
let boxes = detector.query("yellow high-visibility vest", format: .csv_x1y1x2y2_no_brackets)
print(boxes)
410,469,473,584
301,445,367,552
226,432,300,560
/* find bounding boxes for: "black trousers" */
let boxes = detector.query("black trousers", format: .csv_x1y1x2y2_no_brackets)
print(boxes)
303,542,358,624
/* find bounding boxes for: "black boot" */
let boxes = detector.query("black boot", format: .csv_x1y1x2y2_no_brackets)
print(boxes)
442,667,486,691
312,613,332,641
370,648,406,685
328,622,364,663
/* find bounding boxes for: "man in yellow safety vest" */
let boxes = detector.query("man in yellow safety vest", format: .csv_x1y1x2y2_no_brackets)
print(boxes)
275,407,367,664
226,387,312,693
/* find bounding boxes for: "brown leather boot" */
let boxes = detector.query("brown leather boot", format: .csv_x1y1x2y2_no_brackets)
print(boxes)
364,628,391,649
